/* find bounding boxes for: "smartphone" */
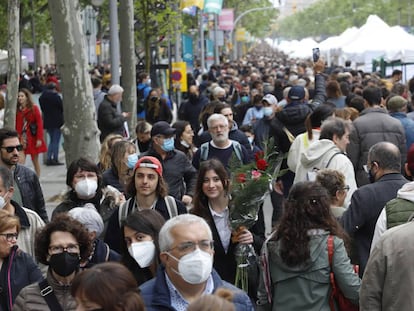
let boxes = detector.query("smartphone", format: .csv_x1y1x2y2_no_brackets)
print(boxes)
312,48,320,62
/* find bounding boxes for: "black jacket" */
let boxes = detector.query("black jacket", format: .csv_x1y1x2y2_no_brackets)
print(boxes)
14,164,48,223
97,96,125,142
0,246,43,311
341,173,408,276
179,94,209,134
38,90,64,129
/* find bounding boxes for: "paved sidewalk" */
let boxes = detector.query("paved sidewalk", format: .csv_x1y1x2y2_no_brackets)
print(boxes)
24,152,68,219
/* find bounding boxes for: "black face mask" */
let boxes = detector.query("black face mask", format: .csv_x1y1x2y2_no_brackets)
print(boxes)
189,93,198,101
49,252,80,277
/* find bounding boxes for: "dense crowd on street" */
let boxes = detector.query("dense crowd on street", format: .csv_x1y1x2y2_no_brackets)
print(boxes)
0,44,414,310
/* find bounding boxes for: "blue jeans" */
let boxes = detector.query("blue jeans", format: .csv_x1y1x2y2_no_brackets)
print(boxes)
47,128,61,161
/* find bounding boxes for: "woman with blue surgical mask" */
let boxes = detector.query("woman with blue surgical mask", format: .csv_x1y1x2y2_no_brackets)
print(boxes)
121,209,165,285
101,140,137,194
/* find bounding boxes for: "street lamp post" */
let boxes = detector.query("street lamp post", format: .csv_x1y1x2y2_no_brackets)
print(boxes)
230,6,276,60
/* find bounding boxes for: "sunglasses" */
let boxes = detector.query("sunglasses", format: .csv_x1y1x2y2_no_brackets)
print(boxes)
1,145,23,153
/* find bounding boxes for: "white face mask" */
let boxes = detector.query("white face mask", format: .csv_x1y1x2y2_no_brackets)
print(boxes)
128,241,155,268
247,136,254,144
0,192,8,209
168,248,213,284
263,107,273,117
74,178,98,199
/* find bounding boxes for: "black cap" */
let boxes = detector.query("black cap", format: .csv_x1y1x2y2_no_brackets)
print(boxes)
151,121,176,137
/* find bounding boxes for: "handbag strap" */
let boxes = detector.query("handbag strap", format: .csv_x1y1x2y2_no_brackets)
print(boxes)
38,279,64,311
327,235,338,311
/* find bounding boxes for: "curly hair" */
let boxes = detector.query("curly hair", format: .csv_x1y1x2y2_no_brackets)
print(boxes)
316,169,346,204
71,262,145,311
35,214,92,265
274,181,350,266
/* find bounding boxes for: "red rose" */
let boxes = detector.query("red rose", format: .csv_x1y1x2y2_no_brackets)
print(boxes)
236,173,247,183
256,159,268,171
254,151,264,161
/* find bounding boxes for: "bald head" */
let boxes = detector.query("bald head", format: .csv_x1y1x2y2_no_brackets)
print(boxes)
368,142,401,172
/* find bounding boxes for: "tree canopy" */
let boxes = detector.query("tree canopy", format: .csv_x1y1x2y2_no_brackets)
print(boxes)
276,0,413,40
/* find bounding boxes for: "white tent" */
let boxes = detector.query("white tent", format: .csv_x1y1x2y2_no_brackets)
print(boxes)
341,15,414,68
276,38,318,59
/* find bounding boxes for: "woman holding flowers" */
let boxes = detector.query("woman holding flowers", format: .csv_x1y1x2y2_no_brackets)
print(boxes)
191,159,265,299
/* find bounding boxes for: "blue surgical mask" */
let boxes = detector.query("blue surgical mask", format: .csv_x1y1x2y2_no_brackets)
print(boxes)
263,107,273,117
161,137,175,152
127,153,138,169
241,95,250,103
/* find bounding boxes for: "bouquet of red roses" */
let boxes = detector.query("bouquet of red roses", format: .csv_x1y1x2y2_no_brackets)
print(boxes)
229,138,282,292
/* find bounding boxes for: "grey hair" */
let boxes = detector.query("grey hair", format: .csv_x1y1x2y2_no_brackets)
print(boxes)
213,86,226,97
207,113,228,129
158,214,213,252
319,117,353,141
68,204,104,236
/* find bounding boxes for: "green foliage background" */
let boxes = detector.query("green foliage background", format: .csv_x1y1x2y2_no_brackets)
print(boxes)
277,0,413,40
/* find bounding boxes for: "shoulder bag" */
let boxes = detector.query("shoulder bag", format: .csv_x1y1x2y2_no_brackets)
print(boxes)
327,235,359,311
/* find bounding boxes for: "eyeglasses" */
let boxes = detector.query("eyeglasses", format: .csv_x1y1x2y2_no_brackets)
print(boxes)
169,240,214,253
48,243,80,255
0,233,18,242
1,145,23,153
341,185,350,191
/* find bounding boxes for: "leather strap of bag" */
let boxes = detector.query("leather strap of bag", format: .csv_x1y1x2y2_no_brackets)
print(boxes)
38,279,64,311
327,235,337,311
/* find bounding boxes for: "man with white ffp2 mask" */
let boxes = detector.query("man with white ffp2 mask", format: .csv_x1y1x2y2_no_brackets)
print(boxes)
139,214,254,311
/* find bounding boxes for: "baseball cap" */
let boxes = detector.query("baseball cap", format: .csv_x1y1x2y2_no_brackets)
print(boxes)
135,156,163,176
288,85,305,101
387,95,407,111
262,94,278,106
151,121,176,137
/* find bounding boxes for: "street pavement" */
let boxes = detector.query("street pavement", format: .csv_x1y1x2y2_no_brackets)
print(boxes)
23,151,68,220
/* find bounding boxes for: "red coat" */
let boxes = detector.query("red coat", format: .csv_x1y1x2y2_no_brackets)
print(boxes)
16,105,47,155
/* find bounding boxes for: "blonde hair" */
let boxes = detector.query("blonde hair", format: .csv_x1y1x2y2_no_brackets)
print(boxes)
187,288,235,311
99,134,124,171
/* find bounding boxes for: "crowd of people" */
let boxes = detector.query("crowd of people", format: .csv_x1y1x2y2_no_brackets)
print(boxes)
1,45,414,310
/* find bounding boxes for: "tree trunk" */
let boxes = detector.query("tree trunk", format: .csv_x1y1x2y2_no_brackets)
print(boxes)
119,0,136,134
47,0,100,164
5,0,20,129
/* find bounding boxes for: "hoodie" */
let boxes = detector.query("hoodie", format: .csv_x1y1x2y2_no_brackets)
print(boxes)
294,139,357,207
